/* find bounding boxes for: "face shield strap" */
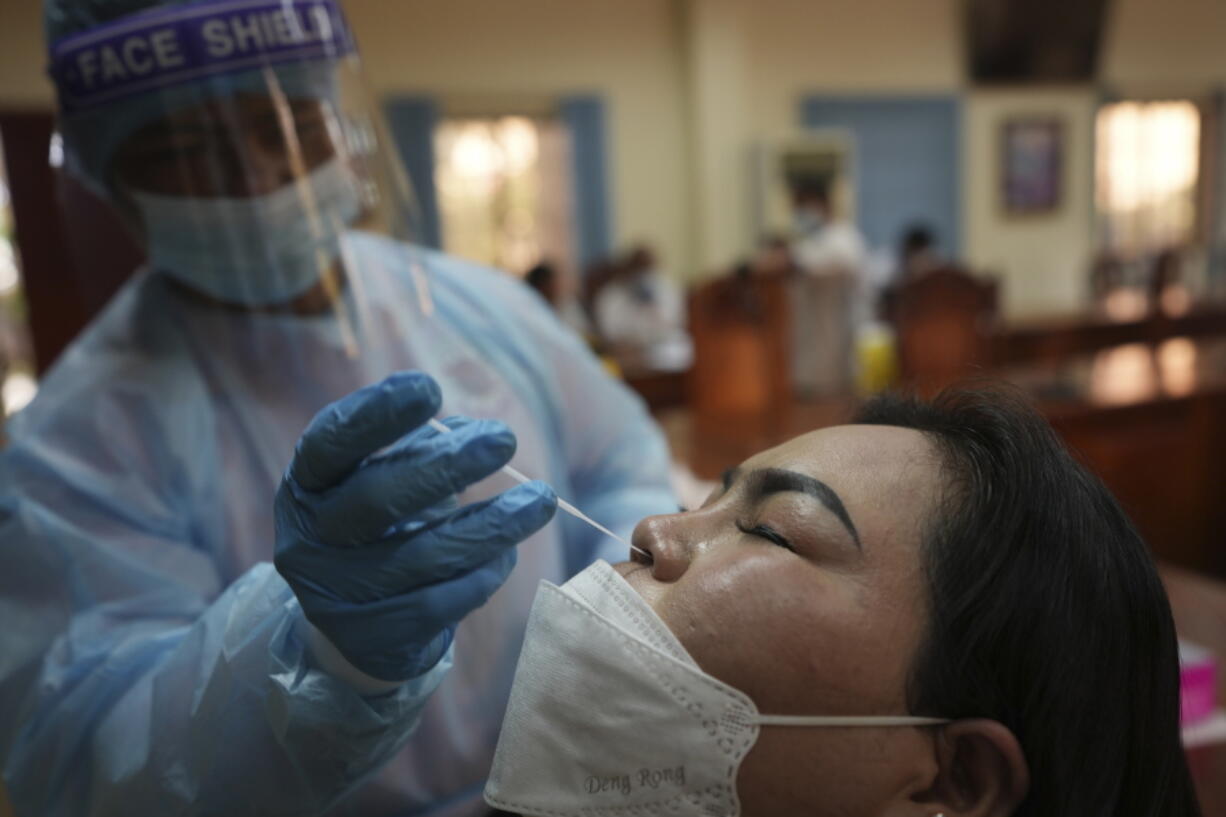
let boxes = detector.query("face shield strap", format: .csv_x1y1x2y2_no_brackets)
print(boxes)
48,0,356,113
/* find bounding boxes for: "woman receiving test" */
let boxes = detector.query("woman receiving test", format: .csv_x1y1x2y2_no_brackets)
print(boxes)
486,387,1200,817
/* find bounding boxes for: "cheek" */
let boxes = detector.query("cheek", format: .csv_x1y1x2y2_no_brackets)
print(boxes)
656,553,921,717
736,727,935,817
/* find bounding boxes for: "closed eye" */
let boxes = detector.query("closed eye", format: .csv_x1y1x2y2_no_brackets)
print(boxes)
736,520,795,553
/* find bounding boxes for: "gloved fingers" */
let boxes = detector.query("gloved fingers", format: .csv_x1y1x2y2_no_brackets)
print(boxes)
289,371,442,492
301,549,516,677
398,547,519,627
304,547,519,657
360,481,558,590
309,418,518,546
356,627,455,683
304,615,457,683
377,413,467,457
274,483,553,605
392,481,557,578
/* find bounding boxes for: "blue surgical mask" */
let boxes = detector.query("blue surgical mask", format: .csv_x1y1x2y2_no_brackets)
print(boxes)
130,157,361,306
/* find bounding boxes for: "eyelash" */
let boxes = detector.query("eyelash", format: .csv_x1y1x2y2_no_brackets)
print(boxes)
678,504,796,554
736,520,796,553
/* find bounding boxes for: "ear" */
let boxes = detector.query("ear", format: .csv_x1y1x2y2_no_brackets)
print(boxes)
912,719,1029,817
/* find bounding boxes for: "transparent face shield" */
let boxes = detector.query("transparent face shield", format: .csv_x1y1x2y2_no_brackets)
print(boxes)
50,0,434,360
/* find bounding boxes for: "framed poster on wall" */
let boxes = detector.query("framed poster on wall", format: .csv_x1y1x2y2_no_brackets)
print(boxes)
1001,117,1063,214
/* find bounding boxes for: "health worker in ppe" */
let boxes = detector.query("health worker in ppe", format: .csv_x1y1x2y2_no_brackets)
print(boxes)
0,1,675,815
485,389,1200,817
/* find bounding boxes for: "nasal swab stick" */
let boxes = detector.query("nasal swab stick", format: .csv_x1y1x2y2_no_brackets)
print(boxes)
427,418,651,559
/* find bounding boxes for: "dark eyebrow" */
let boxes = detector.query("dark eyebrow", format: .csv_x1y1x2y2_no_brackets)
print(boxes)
721,467,737,490
723,466,862,550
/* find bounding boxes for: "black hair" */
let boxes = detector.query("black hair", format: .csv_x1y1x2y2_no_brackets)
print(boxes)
900,224,936,256
524,262,555,289
854,387,1199,817
523,262,557,304
789,178,830,207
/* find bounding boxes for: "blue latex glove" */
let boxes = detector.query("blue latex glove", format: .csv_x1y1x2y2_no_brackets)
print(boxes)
274,371,558,682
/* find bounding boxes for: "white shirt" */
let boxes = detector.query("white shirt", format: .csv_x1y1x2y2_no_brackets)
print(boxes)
594,271,686,347
792,221,868,275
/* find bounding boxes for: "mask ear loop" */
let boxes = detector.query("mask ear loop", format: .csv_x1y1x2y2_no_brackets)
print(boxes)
751,715,951,727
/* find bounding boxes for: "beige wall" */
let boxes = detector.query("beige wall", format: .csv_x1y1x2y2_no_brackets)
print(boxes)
743,0,962,130
1103,0,1226,96
963,89,1098,317
1,0,1224,317
681,0,752,272
680,0,963,274
0,0,694,279
344,0,690,280
0,0,56,107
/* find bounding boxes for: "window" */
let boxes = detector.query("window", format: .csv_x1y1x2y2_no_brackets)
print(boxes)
0,137,36,423
1095,101,1201,256
433,116,574,276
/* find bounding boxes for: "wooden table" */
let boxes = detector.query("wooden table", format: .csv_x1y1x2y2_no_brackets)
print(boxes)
999,336,1226,578
989,299,1226,368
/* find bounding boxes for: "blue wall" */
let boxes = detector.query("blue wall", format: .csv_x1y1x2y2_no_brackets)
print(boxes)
800,95,961,257
560,95,613,269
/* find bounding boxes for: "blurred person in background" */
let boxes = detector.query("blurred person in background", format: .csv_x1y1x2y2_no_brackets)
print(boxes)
787,180,869,394
897,224,941,281
874,223,944,321
0,1,675,815
523,259,593,337
789,179,867,280
593,245,684,347
593,244,691,371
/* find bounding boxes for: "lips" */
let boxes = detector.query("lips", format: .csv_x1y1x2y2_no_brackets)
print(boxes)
613,560,649,581
611,560,660,606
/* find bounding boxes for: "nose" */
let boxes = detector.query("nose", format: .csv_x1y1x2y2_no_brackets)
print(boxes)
233,129,295,196
630,511,697,583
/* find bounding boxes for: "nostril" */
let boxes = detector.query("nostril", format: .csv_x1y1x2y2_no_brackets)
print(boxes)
629,517,658,567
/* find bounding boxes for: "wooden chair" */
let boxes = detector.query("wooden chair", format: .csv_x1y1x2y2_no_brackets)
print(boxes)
884,266,998,395
687,271,792,420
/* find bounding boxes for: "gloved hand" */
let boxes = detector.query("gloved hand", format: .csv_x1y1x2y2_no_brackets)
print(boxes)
274,371,558,682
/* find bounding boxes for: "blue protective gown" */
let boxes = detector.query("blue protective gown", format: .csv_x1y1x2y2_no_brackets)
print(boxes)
0,232,675,816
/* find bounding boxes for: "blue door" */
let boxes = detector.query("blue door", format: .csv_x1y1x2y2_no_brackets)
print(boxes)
800,96,961,257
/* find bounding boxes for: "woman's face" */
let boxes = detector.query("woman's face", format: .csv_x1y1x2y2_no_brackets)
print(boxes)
621,424,945,816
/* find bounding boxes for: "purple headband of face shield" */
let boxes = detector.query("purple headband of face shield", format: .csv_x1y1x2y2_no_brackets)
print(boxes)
49,0,356,112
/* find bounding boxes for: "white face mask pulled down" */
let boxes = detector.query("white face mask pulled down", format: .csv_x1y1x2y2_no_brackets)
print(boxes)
485,560,949,817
